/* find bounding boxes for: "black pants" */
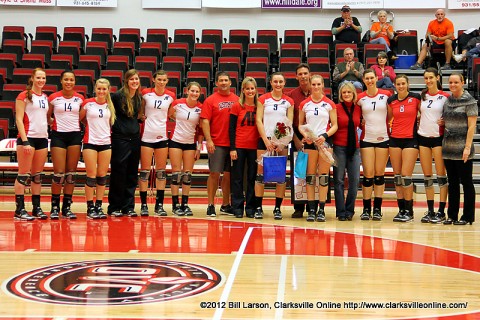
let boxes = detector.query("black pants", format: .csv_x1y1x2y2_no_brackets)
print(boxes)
231,148,257,216
444,159,476,222
108,137,141,214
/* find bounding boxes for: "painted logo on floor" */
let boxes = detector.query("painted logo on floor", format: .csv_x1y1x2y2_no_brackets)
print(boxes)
4,259,223,305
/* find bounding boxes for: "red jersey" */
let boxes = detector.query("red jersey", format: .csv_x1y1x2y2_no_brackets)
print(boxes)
200,91,239,147
387,92,421,139
230,101,259,150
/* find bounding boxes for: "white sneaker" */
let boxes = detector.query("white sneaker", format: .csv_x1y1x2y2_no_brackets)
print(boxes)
453,54,464,63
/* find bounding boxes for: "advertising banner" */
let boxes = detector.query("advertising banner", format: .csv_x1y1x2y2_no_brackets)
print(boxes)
56,0,116,7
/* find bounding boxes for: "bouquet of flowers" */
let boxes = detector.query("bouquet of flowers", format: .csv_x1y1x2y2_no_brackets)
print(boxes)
271,118,293,152
299,124,336,166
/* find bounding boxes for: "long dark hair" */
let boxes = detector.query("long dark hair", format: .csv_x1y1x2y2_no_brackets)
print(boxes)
421,67,441,101
120,69,142,117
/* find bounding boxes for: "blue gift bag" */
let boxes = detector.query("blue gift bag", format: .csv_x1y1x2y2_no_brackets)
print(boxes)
294,151,308,179
263,154,287,183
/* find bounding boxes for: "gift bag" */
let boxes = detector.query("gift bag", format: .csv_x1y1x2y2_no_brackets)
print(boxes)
294,151,308,179
263,153,287,183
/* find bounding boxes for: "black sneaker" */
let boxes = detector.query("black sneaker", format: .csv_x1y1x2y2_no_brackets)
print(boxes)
393,210,405,222
220,204,234,215
306,209,316,222
126,210,138,218
154,204,167,217
360,208,371,221
109,210,123,217
173,205,185,216
430,212,446,224
273,207,283,220
254,207,263,219
421,211,435,223
291,210,304,218
32,207,48,220
316,209,326,222
182,205,193,216
50,207,60,220
62,207,77,219
401,210,414,222
96,206,107,219
14,209,34,221
87,207,100,220
372,208,382,221
206,205,216,217
140,204,149,217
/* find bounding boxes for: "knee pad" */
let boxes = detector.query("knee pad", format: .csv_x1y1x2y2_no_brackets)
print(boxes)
401,176,413,187
16,174,31,186
31,172,43,184
156,169,166,181
306,174,316,185
255,174,264,184
394,174,402,186
374,175,385,186
362,176,374,187
96,176,107,186
319,174,329,187
139,170,150,182
182,171,192,185
171,171,182,185
437,175,448,188
85,176,97,187
52,173,65,185
65,172,76,184
424,175,434,189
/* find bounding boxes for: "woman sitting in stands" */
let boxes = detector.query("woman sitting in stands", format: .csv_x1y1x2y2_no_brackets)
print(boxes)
370,51,396,89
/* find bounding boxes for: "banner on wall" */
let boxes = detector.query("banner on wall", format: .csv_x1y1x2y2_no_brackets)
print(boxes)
142,0,201,9
322,0,442,8
57,0,116,7
0,0,55,6
447,0,480,9
202,0,260,8
261,0,321,8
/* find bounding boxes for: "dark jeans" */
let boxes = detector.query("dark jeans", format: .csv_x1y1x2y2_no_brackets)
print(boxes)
444,159,476,222
231,148,257,216
108,137,141,214
333,146,361,218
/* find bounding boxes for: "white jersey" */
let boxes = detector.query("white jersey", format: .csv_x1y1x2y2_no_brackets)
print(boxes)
82,98,112,145
259,92,294,137
418,91,449,138
171,98,202,144
300,96,336,136
357,89,391,143
48,91,84,132
141,88,175,143
17,90,49,139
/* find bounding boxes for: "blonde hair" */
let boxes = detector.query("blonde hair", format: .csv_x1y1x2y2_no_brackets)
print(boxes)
120,69,142,118
338,81,357,103
26,68,46,102
239,77,261,109
95,78,116,126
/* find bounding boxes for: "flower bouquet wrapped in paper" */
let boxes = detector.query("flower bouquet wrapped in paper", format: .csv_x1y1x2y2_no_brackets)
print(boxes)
299,124,336,166
271,118,293,152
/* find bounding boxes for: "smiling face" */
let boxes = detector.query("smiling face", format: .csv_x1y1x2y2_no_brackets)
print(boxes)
32,70,46,91
242,81,257,99
340,86,354,103
363,71,377,88
216,75,231,94
127,74,140,92
310,76,324,94
61,72,75,92
296,67,310,88
424,72,439,91
395,76,409,94
95,81,110,101
448,74,464,96
270,74,285,92
187,84,201,101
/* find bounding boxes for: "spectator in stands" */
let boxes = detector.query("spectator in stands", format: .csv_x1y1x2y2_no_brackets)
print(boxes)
138,70,175,217
255,72,294,220
298,74,337,222
333,47,365,90
417,68,449,224
457,29,480,82
107,69,142,217
14,68,49,221
369,10,397,60
331,5,362,44
229,77,260,218
333,82,361,221
80,78,116,219
388,75,421,223
442,73,477,225
371,51,396,89
47,71,84,220
201,71,239,217
410,9,455,71
286,63,312,218
356,69,392,221
168,82,203,216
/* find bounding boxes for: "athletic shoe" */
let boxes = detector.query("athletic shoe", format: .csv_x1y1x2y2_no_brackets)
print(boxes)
206,205,216,217
372,208,383,221
291,210,304,218
96,206,107,219
410,63,422,70
254,207,263,219
154,204,168,217
316,209,326,222
273,207,283,220
109,210,123,217
421,211,435,223
440,63,451,70
14,209,34,221
87,207,100,220
220,204,234,215
173,205,185,216
393,210,405,222
182,205,193,216
50,207,60,220
126,210,138,218
306,209,316,222
32,207,48,220
401,210,414,222
62,207,77,219
140,204,149,217
360,208,371,221
430,211,446,224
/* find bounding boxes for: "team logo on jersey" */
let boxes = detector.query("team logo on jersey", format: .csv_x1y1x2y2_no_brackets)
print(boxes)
408,98,413,103
4,259,223,305
218,101,234,110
